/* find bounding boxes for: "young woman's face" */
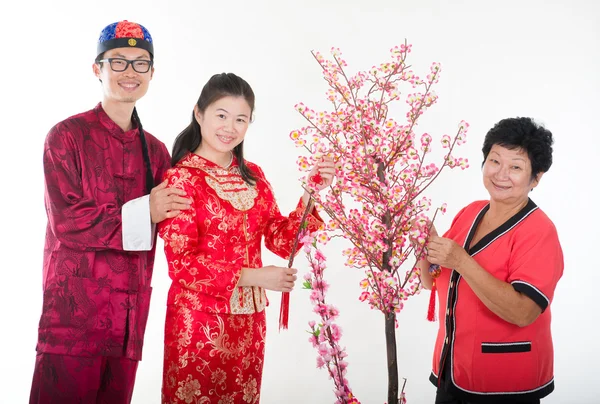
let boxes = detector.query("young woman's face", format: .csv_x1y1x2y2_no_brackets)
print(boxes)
195,96,252,158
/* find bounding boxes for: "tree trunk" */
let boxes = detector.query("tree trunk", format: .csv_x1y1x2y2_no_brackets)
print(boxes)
376,160,399,403
385,311,399,404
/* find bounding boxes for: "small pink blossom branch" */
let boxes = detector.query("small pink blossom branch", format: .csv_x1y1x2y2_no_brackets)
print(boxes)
304,240,360,404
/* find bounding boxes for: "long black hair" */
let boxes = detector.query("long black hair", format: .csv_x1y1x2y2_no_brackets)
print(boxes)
132,107,154,194
171,72,257,185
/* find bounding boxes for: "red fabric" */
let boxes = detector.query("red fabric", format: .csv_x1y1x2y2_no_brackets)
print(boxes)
115,21,144,39
279,291,290,329
35,103,171,361
159,153,323,401
427,282,437,322
162,305,266,404
431,200,563,395
29,352,138,404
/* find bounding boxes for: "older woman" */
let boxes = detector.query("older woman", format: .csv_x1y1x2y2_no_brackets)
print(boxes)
419,117,563,404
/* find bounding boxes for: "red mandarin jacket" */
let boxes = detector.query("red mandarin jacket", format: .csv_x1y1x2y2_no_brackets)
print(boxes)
159,153,323,315
36,103,170,360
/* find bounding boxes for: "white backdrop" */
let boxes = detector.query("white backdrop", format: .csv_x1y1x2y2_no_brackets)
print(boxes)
1,0,598,403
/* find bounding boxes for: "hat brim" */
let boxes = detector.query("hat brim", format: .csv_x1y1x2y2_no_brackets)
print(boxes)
97,38,154,58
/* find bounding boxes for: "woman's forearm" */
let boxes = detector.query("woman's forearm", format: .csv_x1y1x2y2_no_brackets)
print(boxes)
418,258,434,290
458,257,541,327
237,267,256,287
301,190,311,207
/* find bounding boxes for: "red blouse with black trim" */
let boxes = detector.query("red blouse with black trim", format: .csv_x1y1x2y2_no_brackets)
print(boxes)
430,199,563,402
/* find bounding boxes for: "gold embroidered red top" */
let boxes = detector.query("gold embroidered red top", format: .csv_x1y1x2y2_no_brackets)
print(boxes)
159,153,323,314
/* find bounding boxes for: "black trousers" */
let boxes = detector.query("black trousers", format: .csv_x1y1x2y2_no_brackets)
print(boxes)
435,388,541,404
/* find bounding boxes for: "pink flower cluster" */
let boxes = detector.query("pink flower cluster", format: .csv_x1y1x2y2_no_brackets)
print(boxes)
303,236,359,404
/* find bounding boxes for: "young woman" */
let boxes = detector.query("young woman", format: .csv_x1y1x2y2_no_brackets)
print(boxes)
159,73,334,403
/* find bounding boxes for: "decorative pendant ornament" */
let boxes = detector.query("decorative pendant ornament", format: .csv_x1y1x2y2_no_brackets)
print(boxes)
279,199,316,331
310,173,324,186
429,264,441,278
427,264,441,322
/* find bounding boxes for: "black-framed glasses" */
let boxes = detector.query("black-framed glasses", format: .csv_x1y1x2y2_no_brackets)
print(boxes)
97,58,153,73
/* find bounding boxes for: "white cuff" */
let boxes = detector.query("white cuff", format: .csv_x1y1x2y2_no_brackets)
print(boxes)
122,195,154,251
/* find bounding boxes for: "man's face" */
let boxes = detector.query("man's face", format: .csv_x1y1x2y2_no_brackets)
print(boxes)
93,47,154,104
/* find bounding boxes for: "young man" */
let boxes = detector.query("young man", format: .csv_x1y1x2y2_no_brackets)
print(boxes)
29,20,190,403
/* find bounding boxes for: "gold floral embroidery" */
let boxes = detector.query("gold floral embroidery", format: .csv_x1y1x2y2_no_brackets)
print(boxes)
168,232,188,254
201,316,240,361
229,286,266,314
211,368,227,385
217,395,234,404
242,377,258,403
171,156,258,211
173,289,204,312
175,374,201,403
205,171,257,211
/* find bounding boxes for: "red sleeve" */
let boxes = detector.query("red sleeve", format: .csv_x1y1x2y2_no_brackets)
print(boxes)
44,123,124,251
508,213,564,312
158,168,241,299
255,166,323,259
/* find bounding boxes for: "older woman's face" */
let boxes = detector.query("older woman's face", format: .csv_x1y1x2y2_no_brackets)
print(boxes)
483,144,542,205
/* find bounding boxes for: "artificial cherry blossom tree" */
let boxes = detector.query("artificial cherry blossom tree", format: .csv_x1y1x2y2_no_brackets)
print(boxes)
288,42,469,403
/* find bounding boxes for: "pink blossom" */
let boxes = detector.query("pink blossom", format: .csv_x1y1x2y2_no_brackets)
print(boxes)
299,229,314,245
314,248,327,262
310,290,324,303
330,324,342,341
318,343,330,356
316,356,326,368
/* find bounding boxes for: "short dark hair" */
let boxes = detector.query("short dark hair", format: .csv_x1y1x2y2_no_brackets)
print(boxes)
482,117,554,179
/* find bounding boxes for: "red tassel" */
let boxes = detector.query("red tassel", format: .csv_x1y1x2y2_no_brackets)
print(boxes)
427,281,437,322
279,291,290,330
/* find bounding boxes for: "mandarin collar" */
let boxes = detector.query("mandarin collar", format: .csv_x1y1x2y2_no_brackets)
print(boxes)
94,102,139,143
177,152,239,171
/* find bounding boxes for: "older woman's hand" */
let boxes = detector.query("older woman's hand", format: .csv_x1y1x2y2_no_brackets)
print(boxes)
427,236,470,271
